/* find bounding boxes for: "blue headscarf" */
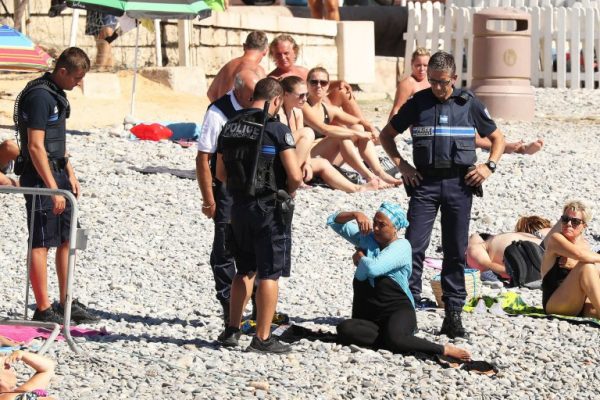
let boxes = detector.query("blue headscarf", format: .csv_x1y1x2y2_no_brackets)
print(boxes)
377,202,409,230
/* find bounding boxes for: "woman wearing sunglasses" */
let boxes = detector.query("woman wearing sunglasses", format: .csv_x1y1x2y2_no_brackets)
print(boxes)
267,35,377,135
302,67,401,187
279,76,381,193
541,200,600,317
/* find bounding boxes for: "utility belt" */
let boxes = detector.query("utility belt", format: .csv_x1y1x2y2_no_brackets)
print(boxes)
17,157,68,176
48,157,68,172
233,189,295,227
418,165,468,179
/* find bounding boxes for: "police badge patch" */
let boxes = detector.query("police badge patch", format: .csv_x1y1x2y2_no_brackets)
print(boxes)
285,132,295,146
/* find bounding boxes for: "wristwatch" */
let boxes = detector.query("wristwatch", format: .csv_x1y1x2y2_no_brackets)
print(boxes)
485,161,497,173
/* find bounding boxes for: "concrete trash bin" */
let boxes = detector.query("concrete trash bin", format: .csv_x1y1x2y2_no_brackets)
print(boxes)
470,7,535,121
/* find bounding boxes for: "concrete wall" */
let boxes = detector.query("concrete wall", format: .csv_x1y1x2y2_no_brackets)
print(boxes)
4,5,359,82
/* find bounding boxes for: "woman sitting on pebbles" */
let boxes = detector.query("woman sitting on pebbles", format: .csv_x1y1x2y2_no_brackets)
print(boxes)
328,203,471,360
279,76,381,192
541,200,600,317
0,350,55,400
267,34,376,134
303,67,401,187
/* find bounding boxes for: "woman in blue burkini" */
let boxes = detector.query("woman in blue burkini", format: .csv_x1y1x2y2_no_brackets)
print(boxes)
328,202,471,359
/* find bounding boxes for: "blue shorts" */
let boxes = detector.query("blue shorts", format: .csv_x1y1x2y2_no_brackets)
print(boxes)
20,170,74,249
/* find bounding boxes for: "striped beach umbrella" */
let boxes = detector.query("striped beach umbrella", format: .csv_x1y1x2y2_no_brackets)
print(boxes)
65,0,224,20
0,25,53,71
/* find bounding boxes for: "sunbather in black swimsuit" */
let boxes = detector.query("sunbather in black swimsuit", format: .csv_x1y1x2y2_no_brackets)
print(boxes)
541,257,570,312
307,100,330,139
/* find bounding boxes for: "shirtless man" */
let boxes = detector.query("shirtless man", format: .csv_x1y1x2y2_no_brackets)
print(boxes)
267,34,377,137
206,31,268,102
389,48,544,155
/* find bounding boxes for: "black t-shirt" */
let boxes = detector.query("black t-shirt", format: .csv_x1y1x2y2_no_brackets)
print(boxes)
21,88,60,131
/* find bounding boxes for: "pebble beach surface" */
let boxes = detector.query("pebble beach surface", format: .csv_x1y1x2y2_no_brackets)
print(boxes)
1,88,600,399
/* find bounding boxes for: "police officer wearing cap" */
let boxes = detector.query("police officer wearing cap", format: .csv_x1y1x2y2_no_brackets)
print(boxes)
215,78,302,353
380,51,505,338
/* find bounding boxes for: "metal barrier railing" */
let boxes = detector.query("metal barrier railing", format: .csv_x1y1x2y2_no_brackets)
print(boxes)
1,186,89,353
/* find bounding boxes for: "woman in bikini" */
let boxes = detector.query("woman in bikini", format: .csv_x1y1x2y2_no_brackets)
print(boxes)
268,34,377,137
279,76,381,192
0,351,55,400
388,47,432,122
389,48,543,155
302,67,401,186
541,200,600,317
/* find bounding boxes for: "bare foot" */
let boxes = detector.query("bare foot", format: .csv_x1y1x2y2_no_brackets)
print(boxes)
517,139,544,155
357,177,382,192
376,171,403,186
504,140,524,154
443,344,471,362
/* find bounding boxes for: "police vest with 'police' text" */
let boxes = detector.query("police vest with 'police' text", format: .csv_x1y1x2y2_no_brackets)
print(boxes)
219,109,278,197
410,90,477,169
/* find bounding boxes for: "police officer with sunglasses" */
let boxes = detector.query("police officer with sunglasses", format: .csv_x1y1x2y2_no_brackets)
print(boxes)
379,51,506,338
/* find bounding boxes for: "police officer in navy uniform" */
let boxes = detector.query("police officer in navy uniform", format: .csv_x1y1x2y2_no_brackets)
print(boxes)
15,47,99,324
380,51,505,338
216,78,302,353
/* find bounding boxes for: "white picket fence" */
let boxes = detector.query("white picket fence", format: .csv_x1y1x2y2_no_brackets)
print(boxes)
404,1,600,88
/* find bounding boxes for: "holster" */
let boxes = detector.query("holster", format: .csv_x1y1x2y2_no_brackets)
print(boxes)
275,189,295,227
13,154,26,176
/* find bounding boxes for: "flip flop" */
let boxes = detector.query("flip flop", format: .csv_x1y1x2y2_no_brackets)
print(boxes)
436,355,498,376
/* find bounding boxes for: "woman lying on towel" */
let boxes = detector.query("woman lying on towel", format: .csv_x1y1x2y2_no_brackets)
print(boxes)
0,351,55,400
541,200,600,317
328,203,470,360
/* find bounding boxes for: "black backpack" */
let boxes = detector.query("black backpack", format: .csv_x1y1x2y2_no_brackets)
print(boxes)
503,240,543,287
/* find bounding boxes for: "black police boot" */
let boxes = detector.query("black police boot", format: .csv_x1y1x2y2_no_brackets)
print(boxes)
440,310,468,339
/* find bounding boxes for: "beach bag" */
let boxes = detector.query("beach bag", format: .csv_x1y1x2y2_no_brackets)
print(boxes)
503,241,543,287
431,269,481,308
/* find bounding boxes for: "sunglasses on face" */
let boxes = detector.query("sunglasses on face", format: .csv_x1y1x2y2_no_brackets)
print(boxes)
292,92,308,100
309,79,329,87
560,215,584,227
428,78,453,87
